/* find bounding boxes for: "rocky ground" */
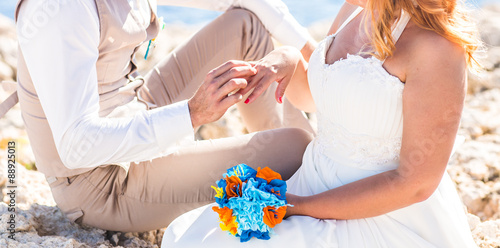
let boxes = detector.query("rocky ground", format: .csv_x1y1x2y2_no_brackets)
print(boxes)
1,4,500,248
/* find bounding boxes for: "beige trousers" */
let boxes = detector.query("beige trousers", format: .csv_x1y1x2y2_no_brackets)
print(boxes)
49,9,313,232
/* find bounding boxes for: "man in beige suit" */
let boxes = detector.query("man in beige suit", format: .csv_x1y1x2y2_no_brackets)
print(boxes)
9,0,315,231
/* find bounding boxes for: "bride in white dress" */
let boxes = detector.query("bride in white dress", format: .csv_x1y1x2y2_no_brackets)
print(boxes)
162,0,481,247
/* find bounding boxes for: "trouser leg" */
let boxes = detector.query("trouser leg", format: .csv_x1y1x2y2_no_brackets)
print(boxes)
51,128,312,232
138,8,314,134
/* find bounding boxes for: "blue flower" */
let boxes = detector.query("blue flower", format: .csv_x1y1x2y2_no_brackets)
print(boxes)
268,179,288,201
212,164,288,242
224,164,257,182
228,193,269,232
215,179,228,206
239,230,271,242
254,177,287,201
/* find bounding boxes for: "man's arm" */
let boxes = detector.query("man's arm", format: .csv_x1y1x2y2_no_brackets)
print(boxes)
17,0,195,169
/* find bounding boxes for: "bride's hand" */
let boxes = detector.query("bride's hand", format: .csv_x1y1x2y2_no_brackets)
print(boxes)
239,46,302,104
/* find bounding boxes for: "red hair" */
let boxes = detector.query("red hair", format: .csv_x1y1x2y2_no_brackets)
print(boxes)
363,0,482,71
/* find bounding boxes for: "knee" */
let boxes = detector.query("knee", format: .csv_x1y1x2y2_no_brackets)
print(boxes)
279,128,313,151
222,8,256,26
218,8,273,60
293,128,314,147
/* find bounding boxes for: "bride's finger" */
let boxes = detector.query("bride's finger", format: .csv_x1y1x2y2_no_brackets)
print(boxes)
275,75,292,104
245,74,275,104
214,65,256,89
239,72,264,97
208,60,252,80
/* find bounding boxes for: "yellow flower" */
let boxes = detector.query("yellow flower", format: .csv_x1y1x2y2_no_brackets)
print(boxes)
211,186,224,199
212,206,238,235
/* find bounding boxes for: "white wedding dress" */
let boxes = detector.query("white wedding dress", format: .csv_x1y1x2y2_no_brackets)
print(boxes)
162,8,477,248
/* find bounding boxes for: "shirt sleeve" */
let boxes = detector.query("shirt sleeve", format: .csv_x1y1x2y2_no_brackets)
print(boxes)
157,0,233,11
17,0,194,170
157,0,313,49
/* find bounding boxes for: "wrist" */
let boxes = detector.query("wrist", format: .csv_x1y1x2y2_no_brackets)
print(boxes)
187,99,201,130
286,193,305,217
275,46,302,71
300,40,317,62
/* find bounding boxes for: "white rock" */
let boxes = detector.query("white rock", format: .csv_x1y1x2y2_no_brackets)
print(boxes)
483,194,500,220
0,61,13,81
476,5,500,47
471,219,500,247
462,159,490,181
468,213,482,230
459,181,490,217
0,15,17,81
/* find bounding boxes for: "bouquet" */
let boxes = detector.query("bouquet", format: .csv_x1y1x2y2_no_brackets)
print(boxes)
211,164,288,242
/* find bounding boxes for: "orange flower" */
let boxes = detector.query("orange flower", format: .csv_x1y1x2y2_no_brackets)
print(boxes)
256,167,282,183
212,206,238,235
225,176,242,198
262,206,287,228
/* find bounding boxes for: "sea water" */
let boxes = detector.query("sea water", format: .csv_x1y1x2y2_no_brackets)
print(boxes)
0,0,494,27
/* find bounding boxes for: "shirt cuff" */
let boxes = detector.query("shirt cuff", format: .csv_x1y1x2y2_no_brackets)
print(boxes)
149,100,195,154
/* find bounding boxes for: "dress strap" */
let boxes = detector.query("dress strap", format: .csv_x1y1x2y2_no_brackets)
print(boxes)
335,7,410,41
380,10,411,63
333,7,363,36
391,10,411,43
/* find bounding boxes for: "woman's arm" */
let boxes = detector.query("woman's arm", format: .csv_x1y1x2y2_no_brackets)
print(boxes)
282,51,315,112
238,2,364,111
286,31,467,219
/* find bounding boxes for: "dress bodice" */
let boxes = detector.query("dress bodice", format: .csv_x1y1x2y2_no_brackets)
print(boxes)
307,9,411,171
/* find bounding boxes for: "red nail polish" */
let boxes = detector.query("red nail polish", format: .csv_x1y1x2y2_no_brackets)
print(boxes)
245,99,250,104
278,97,283,103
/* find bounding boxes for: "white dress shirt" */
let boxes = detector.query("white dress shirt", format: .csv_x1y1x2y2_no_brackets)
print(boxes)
16,0,312,170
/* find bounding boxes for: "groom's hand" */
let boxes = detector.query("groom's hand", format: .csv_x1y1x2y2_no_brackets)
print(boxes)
239,46,302,104
188,61,257,129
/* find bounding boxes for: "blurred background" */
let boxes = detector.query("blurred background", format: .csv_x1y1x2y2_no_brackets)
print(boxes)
0,0,494,26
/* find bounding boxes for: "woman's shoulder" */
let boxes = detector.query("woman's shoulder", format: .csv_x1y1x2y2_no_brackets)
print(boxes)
404,21,466,69
401,21,467,92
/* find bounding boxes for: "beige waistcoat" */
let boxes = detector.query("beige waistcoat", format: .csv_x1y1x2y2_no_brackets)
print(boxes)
14,0,160,177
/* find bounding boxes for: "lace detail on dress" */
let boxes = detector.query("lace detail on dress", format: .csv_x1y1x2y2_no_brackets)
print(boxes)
323,54,404,92
306,33,405,171
315,118,402,170
314,35,405,93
